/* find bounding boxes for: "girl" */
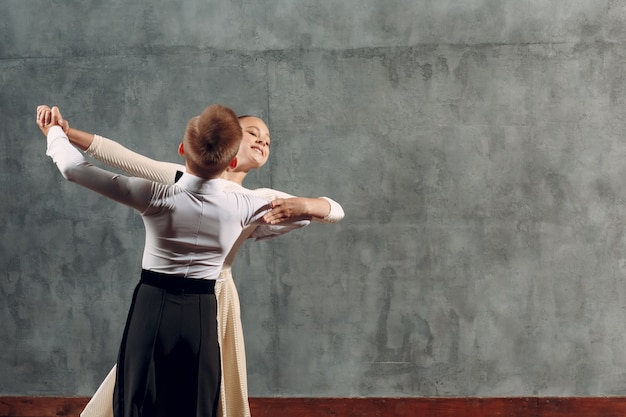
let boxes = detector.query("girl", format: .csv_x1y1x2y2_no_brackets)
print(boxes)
40,106,344,417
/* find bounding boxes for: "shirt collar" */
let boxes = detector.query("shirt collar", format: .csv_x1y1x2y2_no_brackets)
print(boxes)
175,173,226,194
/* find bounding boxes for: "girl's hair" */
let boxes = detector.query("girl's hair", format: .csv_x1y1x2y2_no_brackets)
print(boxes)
183,104,242,179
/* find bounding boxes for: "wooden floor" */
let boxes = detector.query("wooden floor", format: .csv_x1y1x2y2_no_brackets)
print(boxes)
2,396,626,417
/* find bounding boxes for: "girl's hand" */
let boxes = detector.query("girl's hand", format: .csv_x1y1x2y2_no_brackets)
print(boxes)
36,105,53,136
51,106,70,133
263,197,312,224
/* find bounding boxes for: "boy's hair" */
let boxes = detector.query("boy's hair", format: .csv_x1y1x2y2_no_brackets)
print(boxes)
183,104,242,179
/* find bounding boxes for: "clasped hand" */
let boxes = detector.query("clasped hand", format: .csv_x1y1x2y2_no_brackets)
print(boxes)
36,105,69,136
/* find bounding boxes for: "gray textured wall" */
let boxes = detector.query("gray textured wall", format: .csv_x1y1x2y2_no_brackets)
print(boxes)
2,0,626,397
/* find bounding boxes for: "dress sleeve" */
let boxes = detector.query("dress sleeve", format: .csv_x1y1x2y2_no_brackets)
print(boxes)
46,126,153,212
318,196,345,224
252,188,345,224
235,187,342,240
85,135,184,185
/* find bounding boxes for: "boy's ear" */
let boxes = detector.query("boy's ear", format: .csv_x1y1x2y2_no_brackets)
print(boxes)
229,157,238,170
178,143,184,156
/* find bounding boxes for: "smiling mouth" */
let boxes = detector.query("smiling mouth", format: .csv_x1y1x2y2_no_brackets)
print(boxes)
251,147,264,156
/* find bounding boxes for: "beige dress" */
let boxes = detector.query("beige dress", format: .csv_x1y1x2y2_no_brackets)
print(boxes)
79,135,344,417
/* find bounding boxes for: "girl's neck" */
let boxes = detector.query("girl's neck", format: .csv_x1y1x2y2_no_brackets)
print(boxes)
221,170,247,185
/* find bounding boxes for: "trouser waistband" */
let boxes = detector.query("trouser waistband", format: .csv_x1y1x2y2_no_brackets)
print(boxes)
140,269,215,294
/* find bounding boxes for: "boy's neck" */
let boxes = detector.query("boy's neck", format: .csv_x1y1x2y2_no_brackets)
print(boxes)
184,163,222,180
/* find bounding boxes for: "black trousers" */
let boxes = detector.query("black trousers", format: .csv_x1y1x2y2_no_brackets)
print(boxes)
114,270,221,417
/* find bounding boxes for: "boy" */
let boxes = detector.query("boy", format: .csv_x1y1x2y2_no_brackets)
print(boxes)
37,104,300,417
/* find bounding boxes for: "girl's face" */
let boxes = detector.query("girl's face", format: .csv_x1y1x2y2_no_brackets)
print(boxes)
235,116,271,171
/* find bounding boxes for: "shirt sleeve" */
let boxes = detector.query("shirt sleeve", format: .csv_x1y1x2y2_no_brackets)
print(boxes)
86,134,184,185
46,126,154,213
250,220,311,240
